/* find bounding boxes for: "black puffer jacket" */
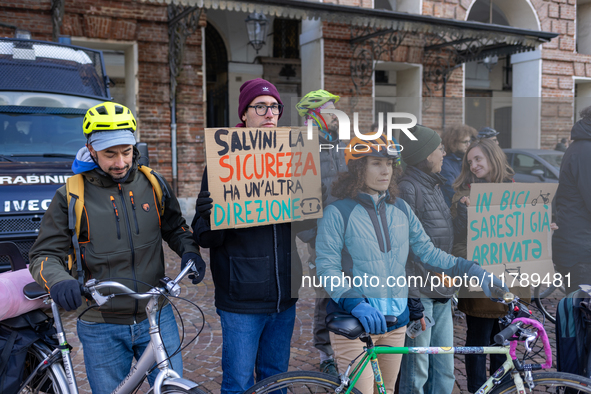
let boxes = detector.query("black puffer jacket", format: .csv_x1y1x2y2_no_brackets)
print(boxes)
398,166,455,301
192,167,300,314
553,117,591,267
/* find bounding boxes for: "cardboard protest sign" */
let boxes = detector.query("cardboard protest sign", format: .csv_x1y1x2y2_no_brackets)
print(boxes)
467,183,558,286
205,127,322,230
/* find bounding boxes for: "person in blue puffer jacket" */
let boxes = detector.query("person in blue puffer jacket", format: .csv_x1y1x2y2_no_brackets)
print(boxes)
315,132,508,394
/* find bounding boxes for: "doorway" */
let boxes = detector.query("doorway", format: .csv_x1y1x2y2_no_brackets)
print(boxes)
205,24,229,128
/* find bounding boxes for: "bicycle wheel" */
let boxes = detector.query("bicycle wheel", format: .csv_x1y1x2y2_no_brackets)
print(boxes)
490,372,591,393
147,385,209,394
244,371,363,394
21,341,69,394
533,284,566,324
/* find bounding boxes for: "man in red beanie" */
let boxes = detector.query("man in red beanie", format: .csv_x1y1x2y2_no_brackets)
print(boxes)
192,79,300,394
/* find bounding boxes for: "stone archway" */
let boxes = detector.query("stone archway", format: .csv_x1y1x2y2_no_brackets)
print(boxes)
466,0,542,148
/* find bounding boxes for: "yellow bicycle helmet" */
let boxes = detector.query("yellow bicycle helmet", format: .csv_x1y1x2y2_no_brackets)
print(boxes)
296,90,340,117
83,102,137,137
344,134,401,166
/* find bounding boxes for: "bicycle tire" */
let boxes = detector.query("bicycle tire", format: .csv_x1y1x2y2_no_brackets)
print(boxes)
490,372,591,393
533,284,565,324
147,385,209,394
243,371,363,394
21,341,70,394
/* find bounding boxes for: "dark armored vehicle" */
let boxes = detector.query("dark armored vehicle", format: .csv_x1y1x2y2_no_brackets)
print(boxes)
0,37,111,272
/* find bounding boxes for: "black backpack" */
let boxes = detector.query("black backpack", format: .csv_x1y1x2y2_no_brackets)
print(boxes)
0,309,57,394
556,289,591,378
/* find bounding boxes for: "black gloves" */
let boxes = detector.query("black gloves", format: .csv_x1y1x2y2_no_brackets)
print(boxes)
181,252,206,284
195,191,213,220
407,298,425,321
50,280,82,311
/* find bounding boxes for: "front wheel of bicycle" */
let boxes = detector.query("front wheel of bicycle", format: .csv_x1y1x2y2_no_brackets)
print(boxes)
490,372,591,393
21,341,70,394
243,371,363,394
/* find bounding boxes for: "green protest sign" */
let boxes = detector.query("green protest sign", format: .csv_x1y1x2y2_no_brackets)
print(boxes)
467,183,558,287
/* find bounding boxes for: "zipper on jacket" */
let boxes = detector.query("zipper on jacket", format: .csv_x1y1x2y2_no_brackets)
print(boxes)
129,191,139,234
109,196,121,239
118,184,138,320
273,224,281,313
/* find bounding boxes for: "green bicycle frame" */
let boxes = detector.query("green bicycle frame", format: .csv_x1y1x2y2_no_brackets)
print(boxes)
342,345,525,394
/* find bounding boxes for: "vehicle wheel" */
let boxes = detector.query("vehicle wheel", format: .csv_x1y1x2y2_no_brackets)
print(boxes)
147,385,209,394
531,199,538,206
21,341,69,394
533,284,566,324
244,371,363,394
490,372,591,393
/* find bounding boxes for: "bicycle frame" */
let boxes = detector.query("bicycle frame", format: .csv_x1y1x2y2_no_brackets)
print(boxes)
340,345,524,394
22,260,200,394
98,284,181,394
51,299,80,394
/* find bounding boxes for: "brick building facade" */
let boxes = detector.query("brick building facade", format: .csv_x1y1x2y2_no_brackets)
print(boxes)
0,0,206,198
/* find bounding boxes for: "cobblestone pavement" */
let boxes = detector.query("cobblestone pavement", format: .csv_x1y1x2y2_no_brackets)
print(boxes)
59,242,560,394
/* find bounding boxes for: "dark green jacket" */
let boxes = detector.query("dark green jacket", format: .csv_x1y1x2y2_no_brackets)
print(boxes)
29,163,199,324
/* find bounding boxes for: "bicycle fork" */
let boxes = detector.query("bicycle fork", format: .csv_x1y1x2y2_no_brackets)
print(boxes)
51,300,79,394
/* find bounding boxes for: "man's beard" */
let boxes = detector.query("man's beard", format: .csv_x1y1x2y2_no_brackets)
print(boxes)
109,164,130,180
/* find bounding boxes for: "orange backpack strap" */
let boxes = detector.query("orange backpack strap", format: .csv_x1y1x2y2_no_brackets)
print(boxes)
138,165,169,215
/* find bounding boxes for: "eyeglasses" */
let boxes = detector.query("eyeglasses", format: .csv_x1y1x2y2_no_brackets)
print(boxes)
248,104,284,116
460,140,471,145
438,145,446,153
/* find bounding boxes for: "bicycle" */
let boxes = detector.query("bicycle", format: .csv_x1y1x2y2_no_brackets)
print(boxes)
17,259,207,394
244,291,591,394
531,190,551,206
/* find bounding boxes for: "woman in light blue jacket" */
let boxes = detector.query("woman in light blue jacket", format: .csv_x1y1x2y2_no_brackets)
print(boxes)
315,132,507,394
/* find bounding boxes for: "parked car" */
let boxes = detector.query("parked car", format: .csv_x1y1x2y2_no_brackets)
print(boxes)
503,149,564,183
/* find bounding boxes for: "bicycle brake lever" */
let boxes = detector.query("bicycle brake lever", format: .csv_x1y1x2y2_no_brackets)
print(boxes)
84,279,112,306
522,330,537,353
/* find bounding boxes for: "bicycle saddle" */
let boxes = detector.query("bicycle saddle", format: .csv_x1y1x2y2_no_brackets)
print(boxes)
325,312,398,339
23,281,49,300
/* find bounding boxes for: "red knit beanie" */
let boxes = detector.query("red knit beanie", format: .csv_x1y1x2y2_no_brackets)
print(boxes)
238,78,283,121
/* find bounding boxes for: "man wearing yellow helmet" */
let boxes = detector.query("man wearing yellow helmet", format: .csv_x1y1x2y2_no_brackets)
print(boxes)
29,102,205,394
295,89,348,375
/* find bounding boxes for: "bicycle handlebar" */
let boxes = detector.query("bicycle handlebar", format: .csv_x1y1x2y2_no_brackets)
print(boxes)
82,259,196,307
385,315,398,328
491,286,507,299
494,322,521,345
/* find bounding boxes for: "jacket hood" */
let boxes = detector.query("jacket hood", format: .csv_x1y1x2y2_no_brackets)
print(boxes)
571,117,591,141
404,165,445,188
72,146,99,174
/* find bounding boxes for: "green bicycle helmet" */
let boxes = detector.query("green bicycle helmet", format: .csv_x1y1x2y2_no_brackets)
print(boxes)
296,90,340,117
